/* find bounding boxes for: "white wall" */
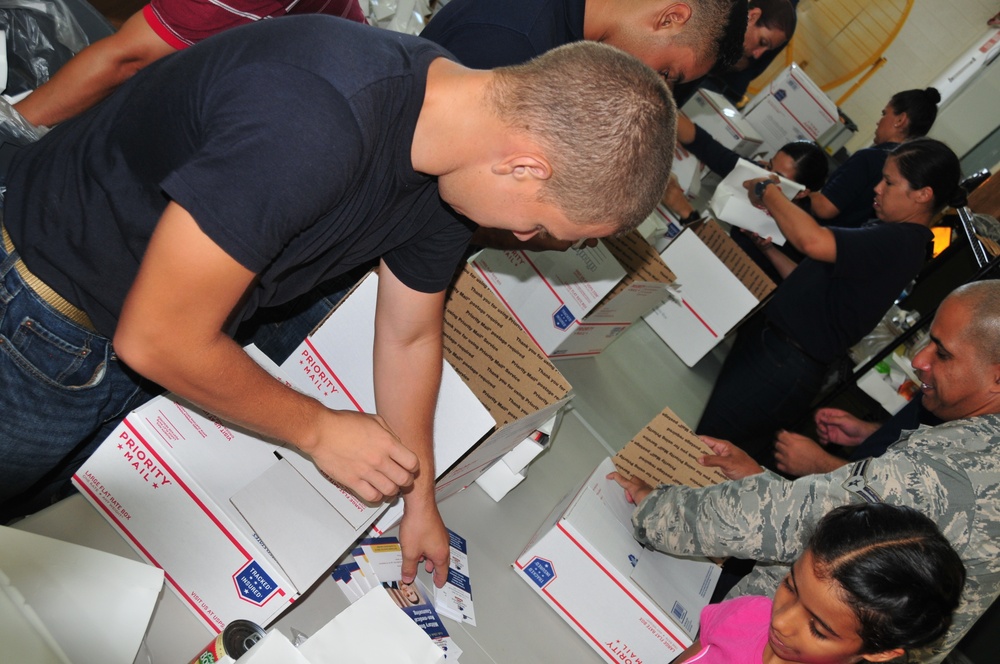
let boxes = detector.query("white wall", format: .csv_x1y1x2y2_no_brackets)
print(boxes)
823,0,998,153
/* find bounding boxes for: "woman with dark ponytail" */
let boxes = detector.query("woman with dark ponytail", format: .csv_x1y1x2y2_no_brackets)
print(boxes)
809,88,943,230
696,138,964,466
675,503,966,664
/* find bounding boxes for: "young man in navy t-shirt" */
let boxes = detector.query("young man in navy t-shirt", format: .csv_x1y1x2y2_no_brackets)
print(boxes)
0,16,676,584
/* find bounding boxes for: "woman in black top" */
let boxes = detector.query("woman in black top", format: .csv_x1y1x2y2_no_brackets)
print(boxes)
695,138,964,467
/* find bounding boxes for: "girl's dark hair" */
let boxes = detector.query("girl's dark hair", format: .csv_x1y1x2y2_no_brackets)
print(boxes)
750,0,797,37
889,88,941,138
808,503,966,654
777,140,829,191
889,138,966,212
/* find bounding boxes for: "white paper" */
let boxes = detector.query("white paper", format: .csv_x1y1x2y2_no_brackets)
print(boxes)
709,159,805,245
0,570,70,664
299,588,446,664
235,630,312,664
0,526,163,664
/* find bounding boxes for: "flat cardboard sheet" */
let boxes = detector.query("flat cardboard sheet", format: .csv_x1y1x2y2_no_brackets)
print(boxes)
645,229,758,366
612,407,728,489
693,219,776,301
230,459,362,591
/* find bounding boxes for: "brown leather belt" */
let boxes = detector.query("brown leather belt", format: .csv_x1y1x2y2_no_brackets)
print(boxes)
2,223,95,331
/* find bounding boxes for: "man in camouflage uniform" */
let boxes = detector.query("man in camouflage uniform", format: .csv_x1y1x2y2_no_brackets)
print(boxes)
612,280,1000,662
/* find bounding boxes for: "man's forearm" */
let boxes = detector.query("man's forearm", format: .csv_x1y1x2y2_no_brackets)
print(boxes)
374,331,441,503
15,12,175,127
632,471,836,563
761,185,835,261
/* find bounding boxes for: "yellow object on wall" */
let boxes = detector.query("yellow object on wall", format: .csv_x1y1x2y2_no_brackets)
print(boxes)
748,0,913,99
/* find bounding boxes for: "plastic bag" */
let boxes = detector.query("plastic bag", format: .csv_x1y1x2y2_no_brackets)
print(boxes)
0,0,89,97
0,94,44,143
363,0,437,35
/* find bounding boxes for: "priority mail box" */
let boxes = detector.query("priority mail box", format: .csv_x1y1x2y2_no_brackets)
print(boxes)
514,407,726,664
370,266,574,533
682,88,764,158
475,418,556,502
74,272,495,633
636,203,687,253
744,63,839,158
645,219,776,367
421,267,573,502
472,231,675,358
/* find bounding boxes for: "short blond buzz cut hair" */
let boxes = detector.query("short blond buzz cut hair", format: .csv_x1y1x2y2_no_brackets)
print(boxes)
488,41,676,233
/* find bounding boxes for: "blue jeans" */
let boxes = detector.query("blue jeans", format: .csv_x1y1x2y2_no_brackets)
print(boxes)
696,313,830,466
0,237,159,519
0,242,356,520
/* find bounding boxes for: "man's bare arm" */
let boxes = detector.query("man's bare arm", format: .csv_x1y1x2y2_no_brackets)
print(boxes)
114,202,420,502
15,12,176,127
373,261,451,587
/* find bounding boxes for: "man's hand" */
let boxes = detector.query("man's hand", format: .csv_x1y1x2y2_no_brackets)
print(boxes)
398,498,451,588
742,228,773,251
697,436,764,480
661,172,694,218
813,408,881,447
607,471,654,505
307,410,419,502
773,430,848,477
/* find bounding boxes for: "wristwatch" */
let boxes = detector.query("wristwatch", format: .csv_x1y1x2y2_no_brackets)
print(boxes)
753,179,776,200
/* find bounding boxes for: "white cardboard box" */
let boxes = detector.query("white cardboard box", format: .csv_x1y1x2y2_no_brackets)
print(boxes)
636,203,685,253
515,459,720,664
374,266,574,531
277,272,497,533
744,63,839,158
645,219,776,367
682,89,764,158
421,267,573,497
471,232,675,358
514,406,728,664
73,273,496,633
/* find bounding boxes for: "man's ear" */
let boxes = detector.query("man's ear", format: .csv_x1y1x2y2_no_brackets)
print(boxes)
747,6,762,27
861,649,906,663
989,363,1000,392
657,2,693,30
491,154,552,181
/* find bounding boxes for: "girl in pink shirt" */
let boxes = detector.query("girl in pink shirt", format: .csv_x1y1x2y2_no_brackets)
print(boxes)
677,503,964,664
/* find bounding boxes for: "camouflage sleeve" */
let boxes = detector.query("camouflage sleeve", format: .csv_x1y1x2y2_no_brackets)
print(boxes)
868,443,997,664
632,467,856,563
